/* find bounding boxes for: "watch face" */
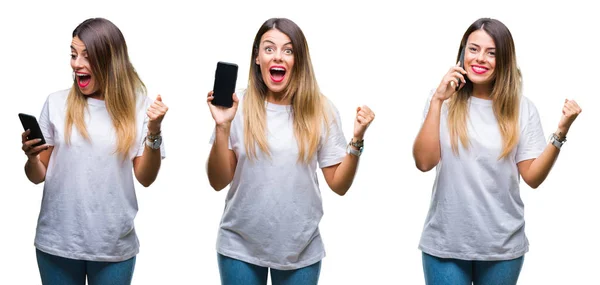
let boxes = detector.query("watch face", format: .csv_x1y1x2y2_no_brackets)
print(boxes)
350,139,364,148
153,137,162,148
147,136,162,149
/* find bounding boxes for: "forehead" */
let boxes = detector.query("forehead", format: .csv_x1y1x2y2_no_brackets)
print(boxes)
467,29,495,48
71,36,86,51
260,29,292,45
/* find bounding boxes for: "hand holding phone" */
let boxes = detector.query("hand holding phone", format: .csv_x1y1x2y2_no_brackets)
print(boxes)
19,113,49,158
435,49,468,101
19,113,46,146
211,62,238,108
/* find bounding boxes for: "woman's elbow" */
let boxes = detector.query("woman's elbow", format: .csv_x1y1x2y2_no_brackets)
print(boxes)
524,179,542,189
333,186,350,196
414,159,437,172
209,180,227,191
206,164,234,191
138,178,155,188
30,178,45,185
413,150,438,172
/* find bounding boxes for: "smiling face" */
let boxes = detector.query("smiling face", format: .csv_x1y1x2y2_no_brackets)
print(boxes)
464,29,496,87
255,29,295,96
70,36,99,96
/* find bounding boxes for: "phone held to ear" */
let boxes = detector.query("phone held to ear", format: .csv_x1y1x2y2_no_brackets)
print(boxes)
18,113,46,147
212,61,238,108
457,46,466,91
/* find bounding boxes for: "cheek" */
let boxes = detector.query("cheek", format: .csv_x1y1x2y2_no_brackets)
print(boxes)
257,52,269,63
260,66,270,81
465,53,476,62
489,59,496,70
286,57,295,75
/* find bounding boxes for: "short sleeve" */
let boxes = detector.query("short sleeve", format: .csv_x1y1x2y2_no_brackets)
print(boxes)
38,95,54,146
422,89,436,123
209,128,233,150
515,97,546,163
317,101,347,168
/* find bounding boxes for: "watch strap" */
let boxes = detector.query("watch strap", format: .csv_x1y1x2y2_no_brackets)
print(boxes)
346,144,362,157
349,138,364,148
549,133,566,149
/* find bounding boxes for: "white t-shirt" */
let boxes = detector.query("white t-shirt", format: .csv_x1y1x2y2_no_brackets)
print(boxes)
419,91,546,261
210,90,347,270
35,89,165,262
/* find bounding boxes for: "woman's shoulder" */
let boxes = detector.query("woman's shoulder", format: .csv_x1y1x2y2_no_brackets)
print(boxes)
519,95,539,115
235,88,247,102
46,88,70,102
317,94,341,122
137,93,153,107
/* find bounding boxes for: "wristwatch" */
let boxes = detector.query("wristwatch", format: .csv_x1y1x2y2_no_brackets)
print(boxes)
346,138,364,157
549,133,566,149
145,132,162,150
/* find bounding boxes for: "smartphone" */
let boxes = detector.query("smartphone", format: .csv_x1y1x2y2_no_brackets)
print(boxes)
212,61,238,108
456,46,466,91
18,113,46,147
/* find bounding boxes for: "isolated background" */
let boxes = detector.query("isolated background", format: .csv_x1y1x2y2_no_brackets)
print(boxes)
1,0,598,284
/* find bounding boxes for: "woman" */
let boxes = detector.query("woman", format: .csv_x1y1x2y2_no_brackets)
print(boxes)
206,18,375,285
413,18,581,284
20,18,167,284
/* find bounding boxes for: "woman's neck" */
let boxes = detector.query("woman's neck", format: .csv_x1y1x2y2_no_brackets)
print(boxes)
266,91,291,105
471,83,493,100
87,91,104,101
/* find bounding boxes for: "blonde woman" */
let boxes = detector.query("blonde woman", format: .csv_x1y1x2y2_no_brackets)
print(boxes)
413,18,581,285
206,18,375,285
20,18,167,284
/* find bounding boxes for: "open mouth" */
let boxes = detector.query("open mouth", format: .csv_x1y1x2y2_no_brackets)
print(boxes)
76,73,92,88
269,66,286,83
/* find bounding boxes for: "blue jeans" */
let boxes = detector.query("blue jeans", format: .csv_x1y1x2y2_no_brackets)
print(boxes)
422,252,524,285
217,253,321,285
36,249,136,285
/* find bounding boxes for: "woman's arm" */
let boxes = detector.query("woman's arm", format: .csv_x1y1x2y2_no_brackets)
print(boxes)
207,125,238,191
133,142,162,187
518,99,581,189
413,63,467,172
322,106,375,196
22,129,53,184
133,95,168,187
413,97,444,172
206,91,239,191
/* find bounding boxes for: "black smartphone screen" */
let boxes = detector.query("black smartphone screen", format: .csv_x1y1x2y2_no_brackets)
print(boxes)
458,46,465,69
18,113,46,147
457,47,466,91
212,62,238,108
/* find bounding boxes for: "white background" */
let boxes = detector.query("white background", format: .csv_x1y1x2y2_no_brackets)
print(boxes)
1,0,598,284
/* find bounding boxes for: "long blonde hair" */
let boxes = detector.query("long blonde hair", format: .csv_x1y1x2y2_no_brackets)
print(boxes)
244,18,330,163
65,18,146,157
448,18,521,159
